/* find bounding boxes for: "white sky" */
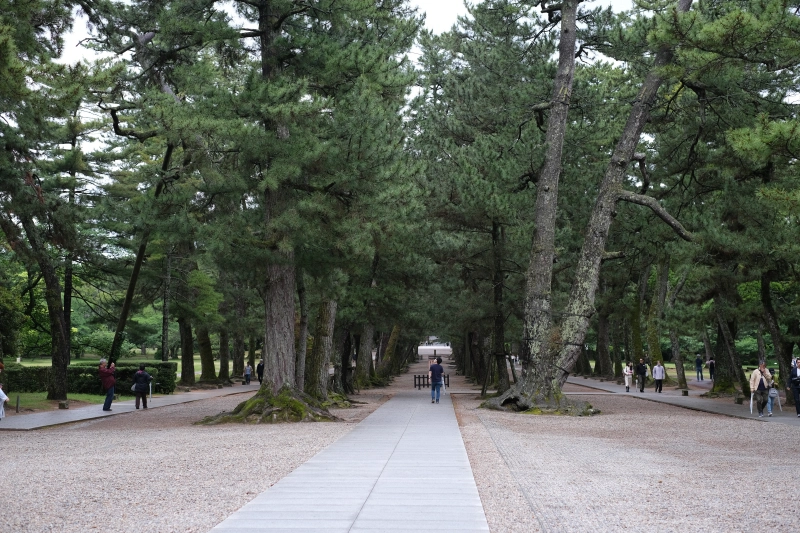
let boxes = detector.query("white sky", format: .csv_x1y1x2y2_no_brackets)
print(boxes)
407,0,634,35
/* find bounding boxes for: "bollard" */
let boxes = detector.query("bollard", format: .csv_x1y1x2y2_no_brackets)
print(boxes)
16,394,20,413
681,390,689,396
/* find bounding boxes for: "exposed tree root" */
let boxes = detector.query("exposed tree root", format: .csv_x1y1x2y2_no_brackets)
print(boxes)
482,389,599,416
196,385,339,424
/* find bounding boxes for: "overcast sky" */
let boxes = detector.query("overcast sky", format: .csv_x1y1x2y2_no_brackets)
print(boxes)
407,0,634,34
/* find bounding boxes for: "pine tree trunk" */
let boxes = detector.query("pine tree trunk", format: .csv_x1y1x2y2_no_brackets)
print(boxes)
178,317,195,386
379,325,401,376
218,329,230,382
761,273,790,390
356,323,374,388
646,258,669,364
714,294,747,393
304,299,336,401
631,266,649,363
295,268,309,390
596,310,613,379
263,258,296,393
161,252,170,362
248,336,257,370
518,0,579,390
491,220,510,393
197,326,217,382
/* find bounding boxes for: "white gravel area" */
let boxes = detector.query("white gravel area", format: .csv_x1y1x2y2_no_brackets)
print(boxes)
0,391,383,533
454,392,799,533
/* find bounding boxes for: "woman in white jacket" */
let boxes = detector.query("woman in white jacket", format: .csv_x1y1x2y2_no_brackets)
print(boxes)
623,362,634,392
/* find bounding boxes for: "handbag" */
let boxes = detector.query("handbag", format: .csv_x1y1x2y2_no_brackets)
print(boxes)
131,384,136,392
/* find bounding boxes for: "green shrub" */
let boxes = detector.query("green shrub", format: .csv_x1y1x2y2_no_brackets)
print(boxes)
1,362,177,395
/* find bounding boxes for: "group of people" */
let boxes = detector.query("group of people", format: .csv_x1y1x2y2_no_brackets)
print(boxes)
244,361,265,384
98,359,153,411
752,358,800,418
623,359,666,393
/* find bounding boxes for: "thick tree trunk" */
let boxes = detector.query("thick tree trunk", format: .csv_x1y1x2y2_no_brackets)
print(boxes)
379,324,401,376
666,268,688,389
263,259,296,393
178,317,195,386
304,299,337,401
518,0,579,388
489,0,693,412
295,268,309,390
218,329,231,382
356,323,374,388
197,326,217,382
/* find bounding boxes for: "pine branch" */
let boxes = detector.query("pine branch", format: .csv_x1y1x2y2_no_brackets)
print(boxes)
617,190,694,241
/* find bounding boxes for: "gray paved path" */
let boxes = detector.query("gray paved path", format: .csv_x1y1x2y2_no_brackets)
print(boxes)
566,375,800,426
210,389,490,533
0,382,260,431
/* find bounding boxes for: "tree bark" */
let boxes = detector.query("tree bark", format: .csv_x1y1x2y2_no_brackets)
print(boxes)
178,316,195,386
295,268,309,390
161,252,171,361
491,220,510,393
714,294,747,393
197,326,217,382
356,323,374,388
596,308,613,379
666,269,689,389
304,299,337,401
519,0,580,381
218,328,231,382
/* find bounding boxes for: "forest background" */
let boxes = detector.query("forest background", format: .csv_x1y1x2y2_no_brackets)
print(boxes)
1,0,799,413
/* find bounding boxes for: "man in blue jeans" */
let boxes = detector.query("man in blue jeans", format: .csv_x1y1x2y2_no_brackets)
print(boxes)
429,357,444,404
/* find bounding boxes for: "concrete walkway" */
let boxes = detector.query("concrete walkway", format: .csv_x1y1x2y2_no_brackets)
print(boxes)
0,382,260,431
210,389,490,533
566,375,800,426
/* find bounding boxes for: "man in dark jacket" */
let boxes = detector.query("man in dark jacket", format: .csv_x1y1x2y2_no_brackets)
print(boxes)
132,364,153,409
788,358,800,418
98,359,116,411
635,358,648,393
256,360,264,384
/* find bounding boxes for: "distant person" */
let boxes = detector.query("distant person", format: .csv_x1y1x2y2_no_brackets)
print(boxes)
789,357,800,418
623,362,634,392
635,358,648,392
256,360,264,384
749,362,772,417
429,356,445,404
98,359,116,412
132,364,153,410
695,354,704,381
0,382,8,421
244,363,252,385
706,358,715,381
652,361,665,393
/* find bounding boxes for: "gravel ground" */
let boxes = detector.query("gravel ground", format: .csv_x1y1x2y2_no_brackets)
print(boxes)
453,391,799,533
6,369,795,533
0,390,385,533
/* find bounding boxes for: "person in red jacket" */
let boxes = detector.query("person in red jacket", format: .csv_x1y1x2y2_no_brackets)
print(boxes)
98,359,116,411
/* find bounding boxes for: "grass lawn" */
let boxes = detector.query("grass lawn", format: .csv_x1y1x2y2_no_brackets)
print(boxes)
6,391,106,413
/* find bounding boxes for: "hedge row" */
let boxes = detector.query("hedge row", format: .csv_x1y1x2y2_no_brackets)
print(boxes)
0,362,177,395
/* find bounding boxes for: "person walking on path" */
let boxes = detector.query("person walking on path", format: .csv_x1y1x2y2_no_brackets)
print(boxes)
635,358,648,392
788,358,800,417
695,354,704,381
0,383,8,420
98,359,116,411
132,364,153,410
244,363,252,385
623,362,634,392
256,360,264,384
707,358,715,381
750,362,772,417
429,356,444,404
653,361,666,393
